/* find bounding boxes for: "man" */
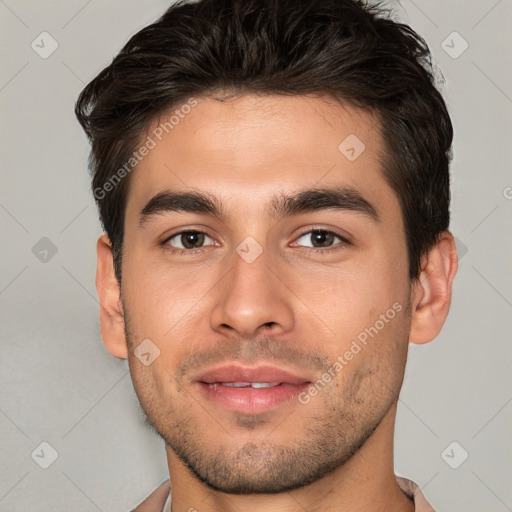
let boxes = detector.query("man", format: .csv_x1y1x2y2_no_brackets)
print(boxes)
75,0,458,510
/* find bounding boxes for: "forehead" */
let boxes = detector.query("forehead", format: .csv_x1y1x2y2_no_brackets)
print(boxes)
125,94,397,222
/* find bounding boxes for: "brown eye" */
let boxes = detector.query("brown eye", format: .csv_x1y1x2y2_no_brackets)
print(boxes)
296,229,345,249
166,230,213,250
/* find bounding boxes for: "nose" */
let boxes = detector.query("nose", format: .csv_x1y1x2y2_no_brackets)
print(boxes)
209,245,295,339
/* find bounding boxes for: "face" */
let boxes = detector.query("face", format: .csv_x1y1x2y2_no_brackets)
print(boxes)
120,94,413,493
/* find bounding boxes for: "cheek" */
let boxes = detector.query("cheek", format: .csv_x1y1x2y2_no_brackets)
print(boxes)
356,234,409,314
298,263,411,403
289,253,408,346
123,254,213,336
127,356,183,431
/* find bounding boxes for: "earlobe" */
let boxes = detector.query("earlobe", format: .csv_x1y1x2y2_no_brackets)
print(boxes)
409,231,458,345
96,234,128,359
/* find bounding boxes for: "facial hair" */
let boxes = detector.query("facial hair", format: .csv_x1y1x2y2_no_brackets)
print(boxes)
122,299,410,494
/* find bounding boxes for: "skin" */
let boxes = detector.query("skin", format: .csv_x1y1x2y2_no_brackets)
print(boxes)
96,94,458,512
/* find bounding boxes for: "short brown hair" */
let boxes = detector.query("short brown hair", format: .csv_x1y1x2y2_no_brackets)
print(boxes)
76,0,453,282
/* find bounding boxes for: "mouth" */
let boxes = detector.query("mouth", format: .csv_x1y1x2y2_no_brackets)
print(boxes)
194,363,312,414
210,382,283,388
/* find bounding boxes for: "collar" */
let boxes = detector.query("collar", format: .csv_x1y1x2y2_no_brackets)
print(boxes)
161,476,434,511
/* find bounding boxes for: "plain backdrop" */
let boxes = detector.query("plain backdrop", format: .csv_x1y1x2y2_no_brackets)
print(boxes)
1,1,511,511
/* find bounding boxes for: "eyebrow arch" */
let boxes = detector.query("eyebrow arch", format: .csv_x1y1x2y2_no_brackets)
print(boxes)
138,185,379,228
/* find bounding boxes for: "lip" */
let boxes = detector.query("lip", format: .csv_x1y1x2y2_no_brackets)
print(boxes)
194,363,312,414
194,363,311,385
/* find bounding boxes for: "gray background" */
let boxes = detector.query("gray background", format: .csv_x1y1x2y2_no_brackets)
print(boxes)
1,1,511,510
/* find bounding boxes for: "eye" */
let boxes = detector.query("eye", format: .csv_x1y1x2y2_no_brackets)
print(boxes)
294,229,350,251
164,230,214,252
162,228,349,256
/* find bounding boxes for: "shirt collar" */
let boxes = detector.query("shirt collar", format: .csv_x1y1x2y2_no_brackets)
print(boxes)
162,476,435,511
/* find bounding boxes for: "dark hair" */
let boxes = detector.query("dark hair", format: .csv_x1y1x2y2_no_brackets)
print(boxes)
75,0,453,283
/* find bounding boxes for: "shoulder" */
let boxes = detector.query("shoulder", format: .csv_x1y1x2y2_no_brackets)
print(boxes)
130,480,171,512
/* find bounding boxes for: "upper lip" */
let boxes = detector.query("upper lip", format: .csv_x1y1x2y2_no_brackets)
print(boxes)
194,363,312,385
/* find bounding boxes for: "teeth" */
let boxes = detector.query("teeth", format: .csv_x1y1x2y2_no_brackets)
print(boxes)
219,382,281,388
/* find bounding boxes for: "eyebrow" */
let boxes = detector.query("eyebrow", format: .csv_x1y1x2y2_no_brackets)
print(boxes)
138,185,380,227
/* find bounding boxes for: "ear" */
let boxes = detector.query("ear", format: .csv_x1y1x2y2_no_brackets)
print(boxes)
96,233,128,359
409,231,458,345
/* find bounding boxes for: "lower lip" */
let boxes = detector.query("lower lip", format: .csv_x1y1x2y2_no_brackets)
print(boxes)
196,382,310,414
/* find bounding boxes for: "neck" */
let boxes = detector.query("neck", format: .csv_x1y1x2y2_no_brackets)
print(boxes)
165,402,414,512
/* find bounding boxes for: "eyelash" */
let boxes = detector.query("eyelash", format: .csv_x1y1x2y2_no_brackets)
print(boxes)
161,228,351,256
